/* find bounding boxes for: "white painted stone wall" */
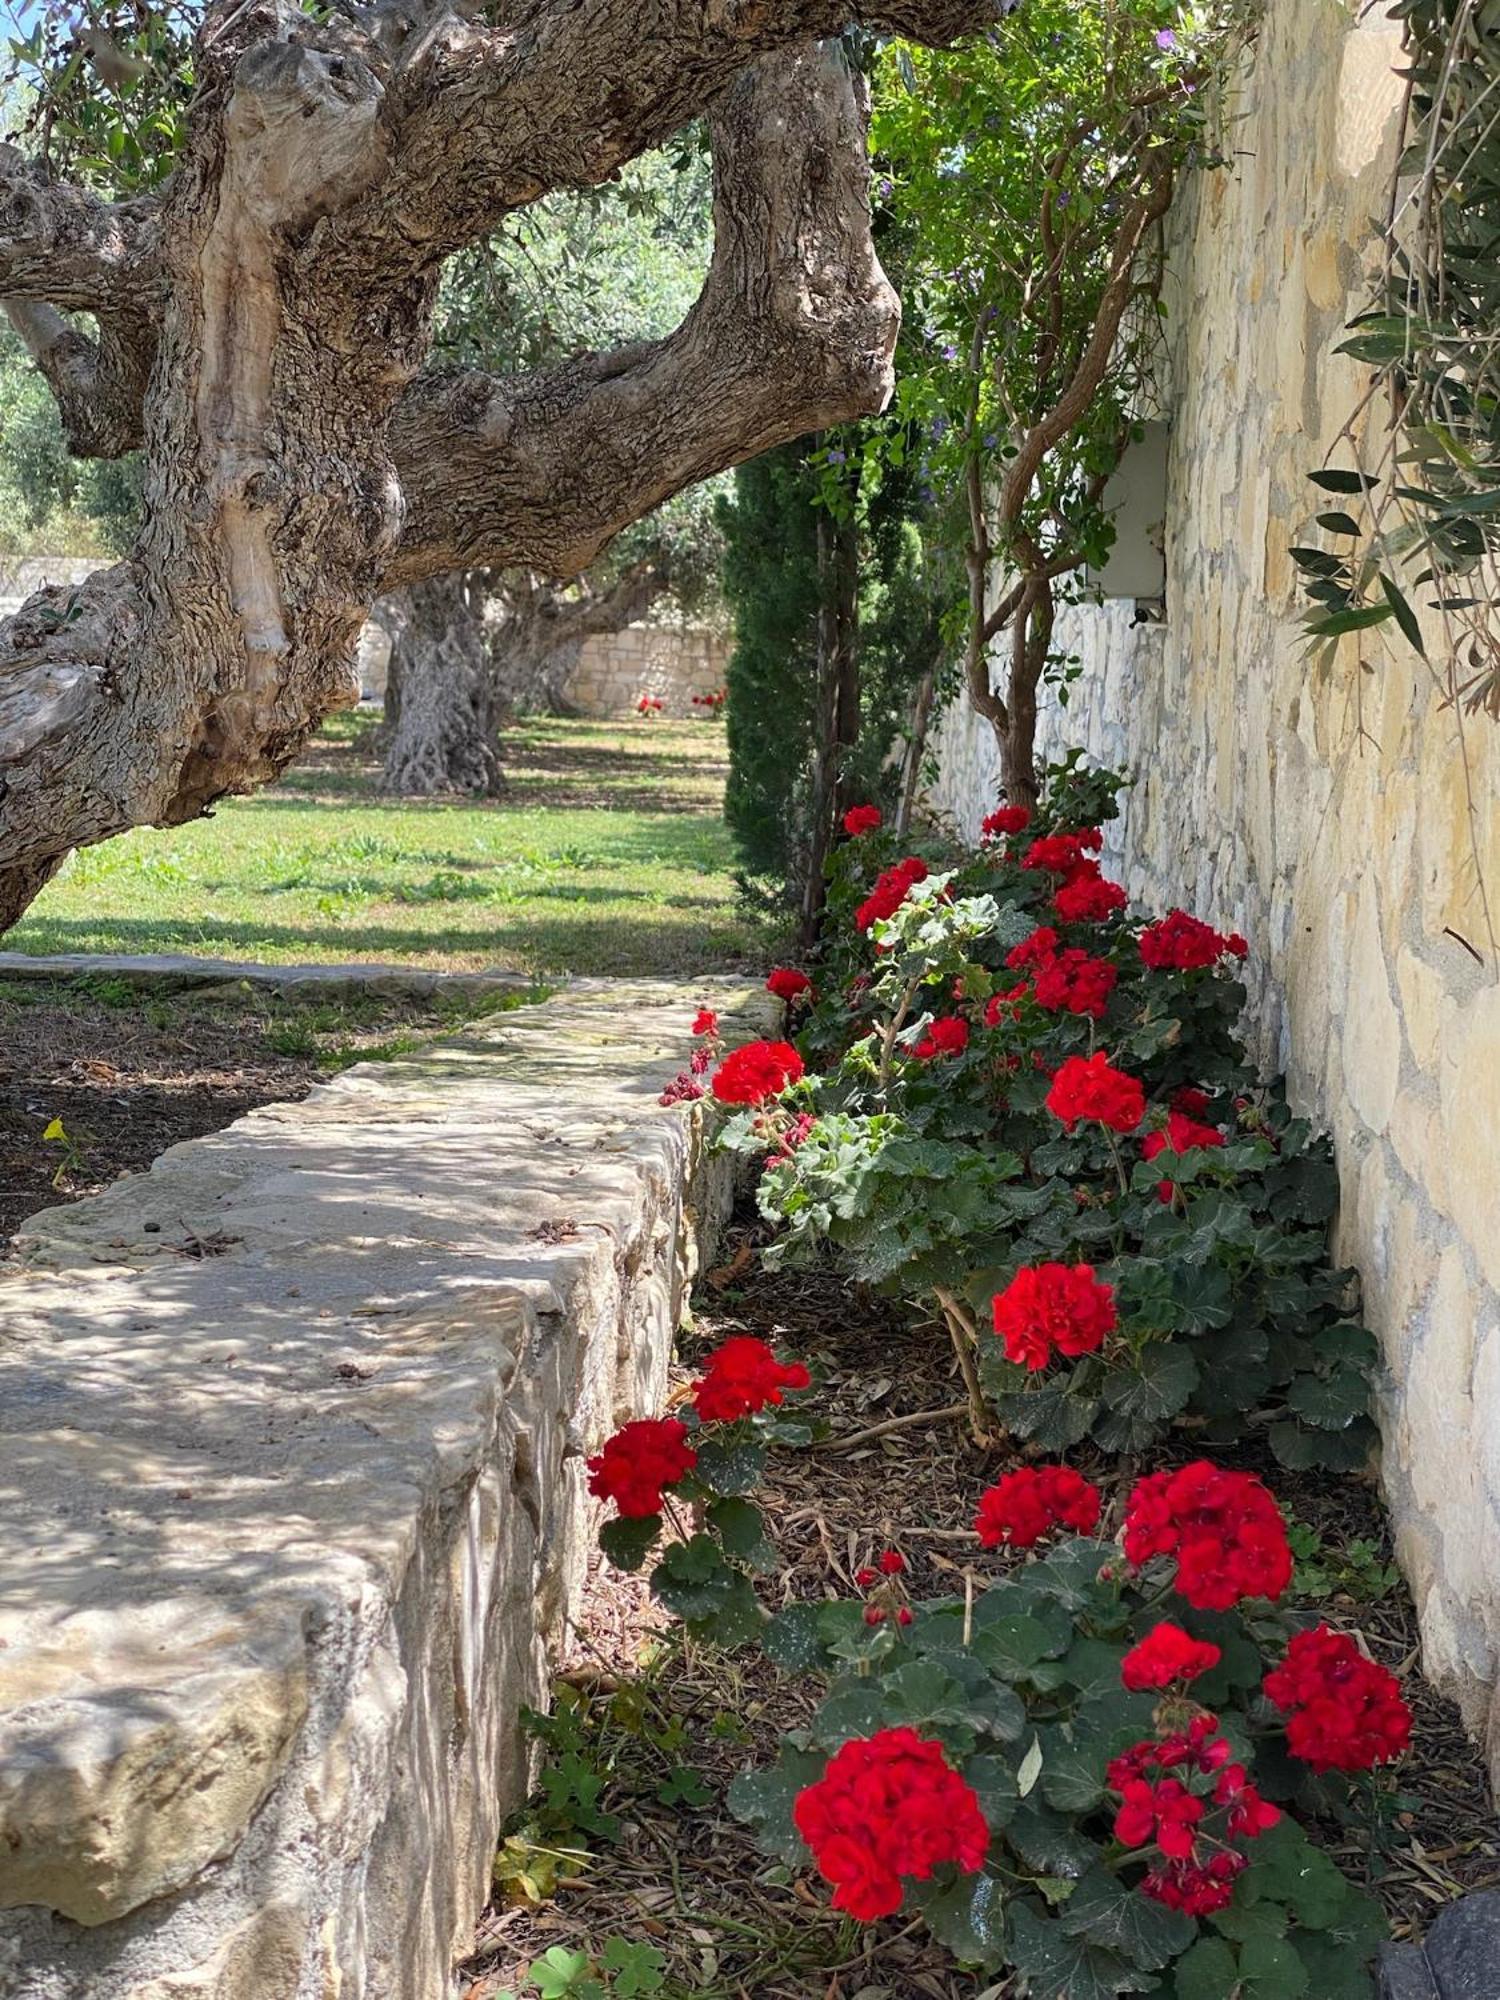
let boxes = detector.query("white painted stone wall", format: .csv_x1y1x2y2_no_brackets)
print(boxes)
0,978,769,1999
930,0,1500,1774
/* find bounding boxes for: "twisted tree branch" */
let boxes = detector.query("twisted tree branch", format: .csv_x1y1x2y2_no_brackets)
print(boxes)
384,42,901,585
0,147,161,312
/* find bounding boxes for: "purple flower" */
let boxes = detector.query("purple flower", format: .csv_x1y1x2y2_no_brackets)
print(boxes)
1155,28,1177,50
827,448,847,466
942,344,959,361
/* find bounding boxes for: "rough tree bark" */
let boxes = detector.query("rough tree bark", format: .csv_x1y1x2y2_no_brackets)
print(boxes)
0,0,1002,931
380,572,502,796
376,558,670,794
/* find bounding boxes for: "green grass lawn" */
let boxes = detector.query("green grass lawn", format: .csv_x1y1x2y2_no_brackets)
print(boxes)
7,714,781,977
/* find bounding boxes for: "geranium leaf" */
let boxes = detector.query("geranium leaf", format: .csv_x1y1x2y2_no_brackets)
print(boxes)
1174,1937,1241,2000
912,1870,1010,1967
725,1748,825,1863
1060,1865,1196,1969
1006,1902,1156,2000
597,1514,661,1574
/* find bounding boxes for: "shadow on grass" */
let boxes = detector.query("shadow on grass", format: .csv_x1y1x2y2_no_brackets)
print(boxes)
9,909,766,976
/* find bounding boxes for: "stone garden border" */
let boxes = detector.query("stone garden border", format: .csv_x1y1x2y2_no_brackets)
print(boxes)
0,975,770,2000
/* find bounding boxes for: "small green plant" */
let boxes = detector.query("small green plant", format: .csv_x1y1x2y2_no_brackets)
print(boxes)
1286,1521,1401,1606
40,1115,88,1188
494,1938,666,2000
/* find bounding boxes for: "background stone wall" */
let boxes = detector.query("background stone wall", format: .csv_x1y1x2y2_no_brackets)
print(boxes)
558,624,730,719
929,0,1500,1775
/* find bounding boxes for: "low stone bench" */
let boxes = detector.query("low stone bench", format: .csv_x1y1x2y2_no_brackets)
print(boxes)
0,978,765,1999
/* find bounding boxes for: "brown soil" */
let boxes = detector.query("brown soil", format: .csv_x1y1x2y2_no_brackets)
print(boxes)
0,977,523,1254
460,1226,1499,2000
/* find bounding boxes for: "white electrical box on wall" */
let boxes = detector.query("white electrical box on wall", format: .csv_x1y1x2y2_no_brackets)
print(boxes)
1085,419,1169,603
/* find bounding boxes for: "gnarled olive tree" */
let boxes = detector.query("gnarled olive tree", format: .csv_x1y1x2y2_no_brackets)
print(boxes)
0,0,1001,930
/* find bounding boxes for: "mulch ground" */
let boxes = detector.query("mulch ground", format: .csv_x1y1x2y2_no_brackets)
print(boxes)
459,1221,1499,2000
0,977,512,1253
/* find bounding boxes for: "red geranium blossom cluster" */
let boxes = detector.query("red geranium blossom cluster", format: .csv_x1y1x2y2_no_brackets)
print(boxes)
586,1417,696,1519
1123,1461,1293,1610
1120,1621,1223,1691
635,694,665,714
712,1040,806,1106
1045,1052,1146,1133
692,1336,811,1424
974,1464,1101,1548
1110,1715,1279,1914
914,1015,970,1061
1263,1625,1412,1772
843,804,882,836
1032,946,1119,1020
793,1728,989,1920
1054,870,1129,923
1006,925,1060,972
658,1070,705,1107
1142,1110,1225,1202
981,804,1031,840
1139,909,1249,970
984,981,1029,1027
991,1261,1117,1370
856,856,929,931
1021,830,1103,874
766,967,813,1002
691,1007,719,1038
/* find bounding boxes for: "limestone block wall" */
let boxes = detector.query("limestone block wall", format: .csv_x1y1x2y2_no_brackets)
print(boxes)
559,624,730,719
0,978,768,2000
930,0,1500,1772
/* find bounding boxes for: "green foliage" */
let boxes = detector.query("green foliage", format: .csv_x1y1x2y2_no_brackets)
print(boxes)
719,435,946,903
721,763,1378,1469
1293,2,1500,710
724,1528,1387,1992
719,445,824,891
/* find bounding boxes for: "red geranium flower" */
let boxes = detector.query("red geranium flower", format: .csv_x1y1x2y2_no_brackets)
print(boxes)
975,1465,1101,1548
856,856,929,931
991,1262,1117,1370
1143,1110,1225,1202
878,1549,907,1575
1123,1460,1293,1610
1108,1720,1278,1913
766,967,813,1002
1139,909,1246,970
1263,1625,1412,1772
843,804,882,836
793,1728,989,1921
914,1015,970,1061
587,1417,696,1519
1006,925,1060,972
1032,948,1118,1020
1022,832,1096,874
1121,1622,1223,1691
1169,1085,1211,1118
711,1040,806,1106
692,1336,811,1424
981,805,1031,839
1046,1052,1146,1133
984,981,1029,1027
691,1007,719,1038
1054,866,1128,923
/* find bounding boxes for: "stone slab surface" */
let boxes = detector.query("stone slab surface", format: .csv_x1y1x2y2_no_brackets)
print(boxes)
0,951,535,1001
0,977,769,1999
1379,1893,1500,2000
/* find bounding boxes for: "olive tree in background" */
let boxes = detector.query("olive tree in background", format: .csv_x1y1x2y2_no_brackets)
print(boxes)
0,0,1003,928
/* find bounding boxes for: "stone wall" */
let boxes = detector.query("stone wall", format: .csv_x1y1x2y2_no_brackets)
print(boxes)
0,978,769,1999
930,0,1500,1775
559,624,730,719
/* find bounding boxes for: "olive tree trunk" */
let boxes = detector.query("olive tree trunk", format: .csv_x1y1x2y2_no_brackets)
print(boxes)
0,0,1002,931
380,573,502,796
